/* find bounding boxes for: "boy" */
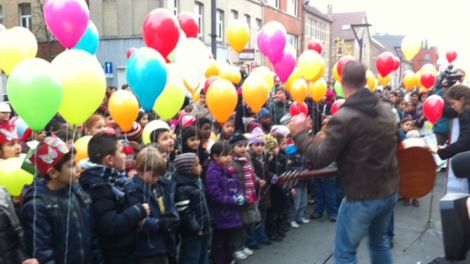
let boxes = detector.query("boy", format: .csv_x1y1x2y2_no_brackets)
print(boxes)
79,134,150,264
21,136,101,264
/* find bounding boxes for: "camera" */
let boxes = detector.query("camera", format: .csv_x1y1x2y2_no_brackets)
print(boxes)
438,65,464,89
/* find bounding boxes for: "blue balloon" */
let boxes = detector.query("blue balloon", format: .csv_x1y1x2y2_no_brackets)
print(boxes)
126,47,168,111
74,21,99,55
14,117,29,138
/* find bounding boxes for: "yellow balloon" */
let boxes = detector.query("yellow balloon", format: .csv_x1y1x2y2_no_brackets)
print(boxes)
0,27,38,75
419,63,437,76
53,50,106,125
227,21,250,53
207,79,238,124
297,50,325,82
309,78,327,103
75,135,92,163
285,67,302,91
415,72,422,87
366,71,378,92
401,36,421,61
142,120,171,145
420,86,428,93
290,79,308,104
250,66,274,90
0,158,33,197
205,59,220,78
333,62,341,82
219,65,241,85
403,72,418,91
378,74,392,87
242,76,270,113
153,82,186,120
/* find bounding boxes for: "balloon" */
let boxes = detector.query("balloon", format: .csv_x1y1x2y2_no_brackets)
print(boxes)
127,47,168,111
257,21,287,64
206,79,238,123
401,36,421,61
290,102,308,117
74,21,99,55
127,47,137,59
420,63,437,76
290,79,308,104
177,11,199,38
108,90,139,132
420,72,436,89
307,39,323,54
142,120,170,145
403,72,418,91
0,158,33,197
251,66,274,90
376,52,395,77
220,65,241,85
393,56,400,71
366,71,378,92
43,0,89,48
143,8,180,58
175,38,210,90
14,118,29,138
167,29,187,63
333,62,341,82
75,135,92,162
7,58,63,132
0,27,38,75
334,82,344,98
378,74,392,87
154,82,186,119
228,21,250,53
274,49,296,83
205,59,220,78
337,56,355,77
242,76,270,113
446,51,457,63
52,50,106,125
297,50,325,82
331,99,345,115
204,76,220,94
423,95,444,124
284,67,302,91
309,79,327,103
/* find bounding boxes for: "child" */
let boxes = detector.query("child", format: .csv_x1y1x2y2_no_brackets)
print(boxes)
84,114,107,136
0,122,21,160
205,141,245,264
126,147,180,264
197,117,214,151
181,126,200,154
174,153,212,264
218,117,235,141
0,102,11,123
79,134,150,264
137,111,149,129
22,137,101,264
399,117,415,140
151,126,176,178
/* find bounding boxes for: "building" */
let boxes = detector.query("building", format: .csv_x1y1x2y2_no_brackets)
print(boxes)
303,4,332,79
412,45,439,72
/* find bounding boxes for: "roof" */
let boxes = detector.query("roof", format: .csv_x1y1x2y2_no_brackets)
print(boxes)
371,38,385,49
304,5,332,23
331,12,368,40
372,34,405,51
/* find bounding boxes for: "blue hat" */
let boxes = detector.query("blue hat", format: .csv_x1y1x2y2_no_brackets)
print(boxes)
257,108,271,120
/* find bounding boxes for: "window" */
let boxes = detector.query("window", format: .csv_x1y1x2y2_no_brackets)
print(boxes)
231,9,238,21
287,34,298,50
287,0,298,16
425,54,431,64
0,5,3,25
168,0,179,16
194,2,204,39
267,0,279,8
216,9,224,42
256,18,262,33
19,4,32,30
337,46,343,56
245,14,250,30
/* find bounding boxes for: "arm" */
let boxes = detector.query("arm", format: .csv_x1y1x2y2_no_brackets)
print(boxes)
438,113,470,160
175,188,201,235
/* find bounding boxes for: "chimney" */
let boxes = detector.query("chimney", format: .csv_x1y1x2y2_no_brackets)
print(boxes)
327,4,333,17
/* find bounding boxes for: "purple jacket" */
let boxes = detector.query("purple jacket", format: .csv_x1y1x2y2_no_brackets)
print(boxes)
205,161,243,230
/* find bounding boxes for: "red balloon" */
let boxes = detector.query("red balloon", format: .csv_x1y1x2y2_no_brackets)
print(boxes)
204,76,220,94
127,47,137,59
423,95,444,124
307,40,323,54
337,56,355,77
420,72,437,89
143,9,180,58
446,51,457,63
393,56,400,71
376,52,395,77
331,99,345,115
290,102,308,117
178,11,199,38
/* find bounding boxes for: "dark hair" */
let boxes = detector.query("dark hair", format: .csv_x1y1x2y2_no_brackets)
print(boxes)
400,117,414,125
341,61,366,89
150,128,170,143
390,91,398,97
447,84,470,110
197,117,211,128
137,111,147,122
410,91,419,97
210,141,232,159
88,134,119,164
53,149,76,172
121,84,129,90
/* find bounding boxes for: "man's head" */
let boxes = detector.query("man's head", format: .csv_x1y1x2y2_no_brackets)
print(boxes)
88,133,126,171
341,61,367,97
274,86,287,103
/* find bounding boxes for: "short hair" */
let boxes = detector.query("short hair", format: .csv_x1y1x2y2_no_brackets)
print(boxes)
400,117,414,125
43,149,76,181
137,111,147,123
84,114,105,133
121,84,129,90
135,146,167,176
88,134,119,164
390,91,398,97
197,117,211,128
341,61,366,89
447,84,470,110
210,141,232,159
150,128,170,143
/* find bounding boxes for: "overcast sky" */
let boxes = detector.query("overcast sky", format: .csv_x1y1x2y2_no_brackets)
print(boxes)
313,0,469,73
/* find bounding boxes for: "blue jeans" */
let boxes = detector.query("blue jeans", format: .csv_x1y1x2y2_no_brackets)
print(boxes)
179,235,210,264
247,208,269,246
290,185,308,222
334,193,398,264
314,178,338,216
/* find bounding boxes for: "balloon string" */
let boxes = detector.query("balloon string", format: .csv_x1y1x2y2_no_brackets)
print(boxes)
32,132,38,258
64,126,77,263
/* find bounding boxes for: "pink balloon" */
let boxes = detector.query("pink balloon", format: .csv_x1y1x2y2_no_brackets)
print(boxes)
258,22,287,64
43,0,90,48
331,99,345,115
127,47,137,59
274,51,296,83
423,95,444,124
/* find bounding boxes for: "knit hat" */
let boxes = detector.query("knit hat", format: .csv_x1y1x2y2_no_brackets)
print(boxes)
30,136,70,176
0,122,18,144
0,102,11,113
229,131,248,146
174,153,198,175
265,134,277,152
270,125,290,138
257,108,271,120
249,127,266,145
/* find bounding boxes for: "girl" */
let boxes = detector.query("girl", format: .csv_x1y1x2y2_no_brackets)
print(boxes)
218,117,235,141
137,111,149,129
83,114,106,136
0,123,21,160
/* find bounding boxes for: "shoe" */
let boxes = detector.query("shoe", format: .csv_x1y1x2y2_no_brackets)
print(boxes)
403,199,410,206
234,251,247,260
308,199,315,204
329,215,337,222
310,212,322,219
412,199,420,207
262,240,272,245
242,247,254,256
300,217,310,224
290,221,300,228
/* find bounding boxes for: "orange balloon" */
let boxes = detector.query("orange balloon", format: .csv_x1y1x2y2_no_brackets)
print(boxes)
242,76,270,113
285,67,302,92
251,66,274,90
205,59,220,78
366,71,377,92
309,78,327,102
206,79,238,123
108,90,139,132
290,79,308,104
74,135,92,162
378,74,391,86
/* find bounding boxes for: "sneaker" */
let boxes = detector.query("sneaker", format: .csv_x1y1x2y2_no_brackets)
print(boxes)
300,217,310,224
234,251,247,260
290,221,300,228
242,247,254,256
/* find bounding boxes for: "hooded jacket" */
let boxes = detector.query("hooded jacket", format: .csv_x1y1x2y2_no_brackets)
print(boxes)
438,110,470,160
293,88,400,200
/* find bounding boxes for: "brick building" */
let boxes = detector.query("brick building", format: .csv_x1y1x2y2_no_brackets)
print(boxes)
412,46,439,72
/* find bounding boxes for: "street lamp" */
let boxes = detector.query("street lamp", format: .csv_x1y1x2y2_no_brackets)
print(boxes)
350,23,372,62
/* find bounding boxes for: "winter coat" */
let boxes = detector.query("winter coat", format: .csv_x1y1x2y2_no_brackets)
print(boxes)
21,180,102,264
0,187,28,264
126,176,179,258
232,158,262,224
249,151,273,209
438,110,470,160
174,172,211,238
79,165,147,258
269,100,290,125
205,161,243,230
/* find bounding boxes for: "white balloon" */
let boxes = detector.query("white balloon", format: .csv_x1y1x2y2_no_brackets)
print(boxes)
175,38,210,90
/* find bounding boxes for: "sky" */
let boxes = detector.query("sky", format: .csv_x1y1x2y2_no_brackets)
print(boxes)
313,0,470,74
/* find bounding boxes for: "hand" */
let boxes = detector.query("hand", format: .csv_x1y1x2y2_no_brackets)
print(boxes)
159,216,180,232
270,175,279,184
290,188,297,197
234,195,246,206
197,230,204,236
287,113,307,137
22,259,39,264
259,179,267,188
142,203,151,216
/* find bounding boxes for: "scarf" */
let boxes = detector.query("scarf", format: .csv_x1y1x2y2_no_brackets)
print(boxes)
234,156,257,203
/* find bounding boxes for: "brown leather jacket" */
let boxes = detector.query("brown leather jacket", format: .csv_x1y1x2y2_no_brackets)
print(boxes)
293,88,399,200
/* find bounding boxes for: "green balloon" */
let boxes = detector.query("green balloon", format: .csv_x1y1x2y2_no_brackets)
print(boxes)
7,58,63,132
334,82,345,98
